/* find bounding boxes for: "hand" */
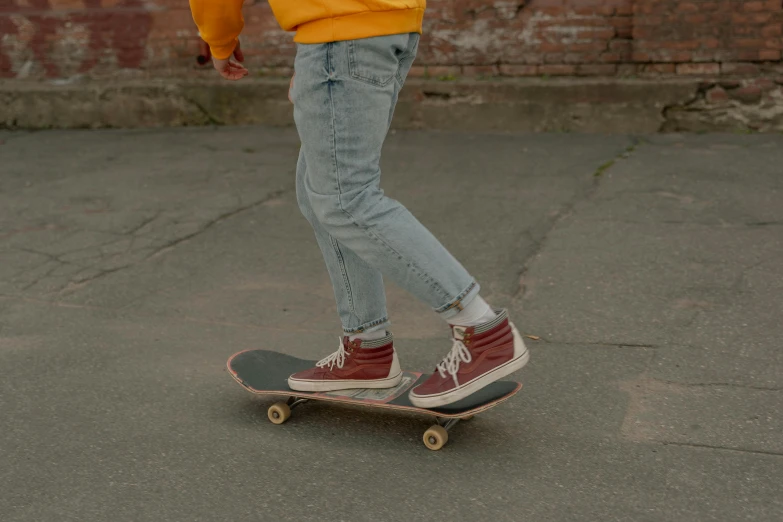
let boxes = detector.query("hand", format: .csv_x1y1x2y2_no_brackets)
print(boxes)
212,40,248,81
288,72,294,103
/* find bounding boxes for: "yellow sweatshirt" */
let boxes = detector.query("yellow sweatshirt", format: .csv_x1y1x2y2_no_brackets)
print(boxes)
189,0,426,60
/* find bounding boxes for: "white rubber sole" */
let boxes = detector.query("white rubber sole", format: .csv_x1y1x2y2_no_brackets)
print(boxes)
409,348,530,408
287,371,403,392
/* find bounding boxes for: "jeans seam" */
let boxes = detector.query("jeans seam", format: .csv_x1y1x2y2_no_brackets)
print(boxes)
327,43,341,195
329,235,355,314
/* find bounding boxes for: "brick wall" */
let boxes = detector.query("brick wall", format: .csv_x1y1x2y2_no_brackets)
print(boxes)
1,0,781,80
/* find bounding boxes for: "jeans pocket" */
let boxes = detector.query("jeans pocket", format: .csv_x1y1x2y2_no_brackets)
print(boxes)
348,34,410,87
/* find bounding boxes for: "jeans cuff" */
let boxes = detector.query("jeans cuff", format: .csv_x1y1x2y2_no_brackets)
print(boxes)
435,281,480,320
343,317,391,335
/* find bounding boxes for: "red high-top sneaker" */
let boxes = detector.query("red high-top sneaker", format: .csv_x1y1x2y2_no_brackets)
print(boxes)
288,333,402,392
409,310,529,408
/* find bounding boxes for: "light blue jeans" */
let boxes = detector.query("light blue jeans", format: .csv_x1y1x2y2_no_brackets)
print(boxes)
291,33,479,334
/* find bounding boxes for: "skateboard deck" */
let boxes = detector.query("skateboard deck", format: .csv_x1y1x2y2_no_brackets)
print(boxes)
227,349,522,450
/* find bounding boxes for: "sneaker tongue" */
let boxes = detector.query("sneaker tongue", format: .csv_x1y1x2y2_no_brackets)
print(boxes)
452,326,467,341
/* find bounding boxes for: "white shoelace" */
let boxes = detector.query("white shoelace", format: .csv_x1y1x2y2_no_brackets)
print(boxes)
315,338,349,370
436,339,473,387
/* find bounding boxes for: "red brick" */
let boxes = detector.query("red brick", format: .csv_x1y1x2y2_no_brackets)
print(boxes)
760,49,782,60
426,66,461,78
577,64,617,76
693,51,724,63
538,64,577,76
632,26,656,39
608,16,632,27
752,78,778,91
684,14,708,24
531,0,566,7
462,65,499,77
408,66,427,78
742,1,766,11
766,38,783,49
735,38,767,49
676,63,720,75
536,6,569,16
730,85,763,103
659,40,701,50
731,12,773,24
734,49,763,61
583,28,617,39
632,51,652,63
499,64,539,77
669,51,696,63
572,3,604,15
705,86,729,103
701,38,721,49
614,2,633,15
642,63,677,75
567,41,610,52
677,2,700,12
732,25,758,37
633,16,664,27
721,62,761,75
539,42,567,53
761,25,783,38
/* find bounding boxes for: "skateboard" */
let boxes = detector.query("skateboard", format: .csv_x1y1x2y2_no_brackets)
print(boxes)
227,349,522,450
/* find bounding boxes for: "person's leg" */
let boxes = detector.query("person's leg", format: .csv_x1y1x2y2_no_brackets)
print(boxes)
289,33,528,401
290,149,401,392
295,149,390,337
287,42,405,392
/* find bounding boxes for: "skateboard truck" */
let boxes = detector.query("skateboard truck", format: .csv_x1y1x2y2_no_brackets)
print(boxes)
267,396,475,451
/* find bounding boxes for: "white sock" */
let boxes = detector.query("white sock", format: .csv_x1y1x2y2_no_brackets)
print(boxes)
348,329,388,343
448,295,497,327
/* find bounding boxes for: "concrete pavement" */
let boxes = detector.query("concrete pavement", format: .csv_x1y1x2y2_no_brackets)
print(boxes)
1,127,781,521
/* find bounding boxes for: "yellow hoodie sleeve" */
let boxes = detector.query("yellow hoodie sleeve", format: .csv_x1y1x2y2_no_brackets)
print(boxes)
189,0,245,60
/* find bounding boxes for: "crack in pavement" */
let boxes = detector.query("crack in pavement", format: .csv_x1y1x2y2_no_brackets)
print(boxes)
145,188,288,260
511,137,645,300
58,188,290,292
529,337,657,349
660,441,783,458
125,211,161,237
651,379,783,392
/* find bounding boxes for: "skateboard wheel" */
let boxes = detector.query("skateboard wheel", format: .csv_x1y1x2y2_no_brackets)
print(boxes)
461,415,474,421
268,402,291,425
423,425,448,451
